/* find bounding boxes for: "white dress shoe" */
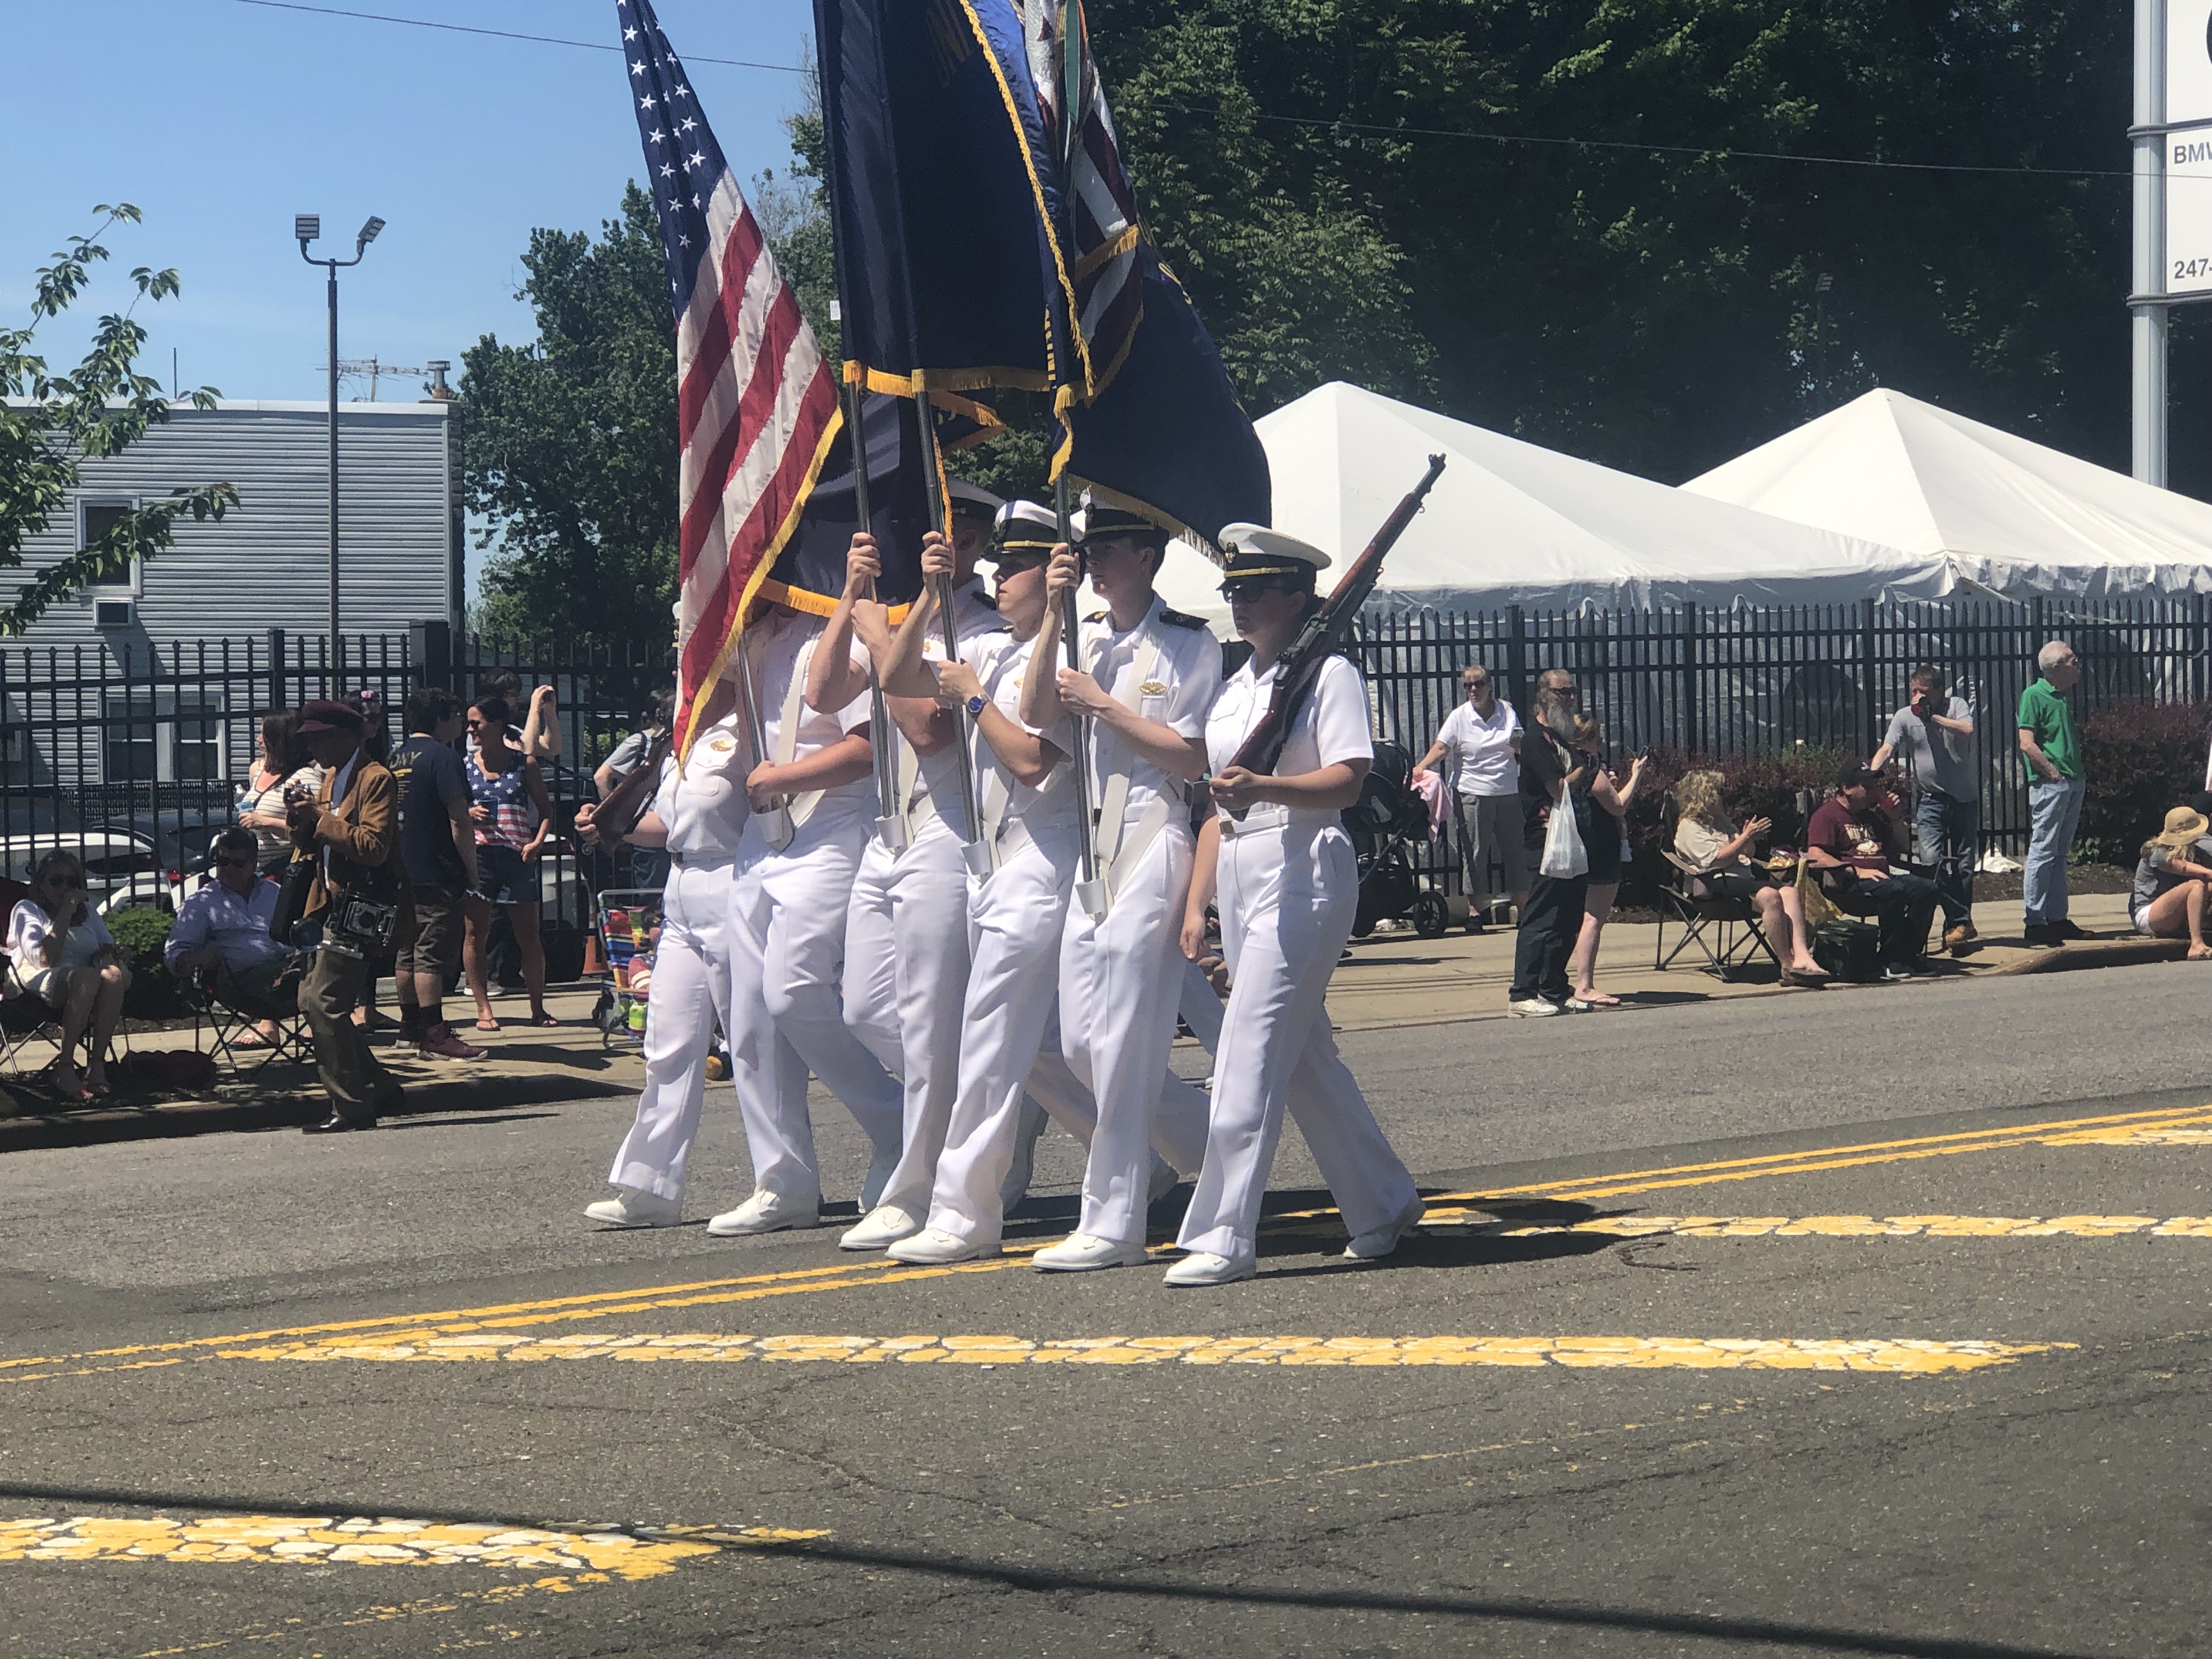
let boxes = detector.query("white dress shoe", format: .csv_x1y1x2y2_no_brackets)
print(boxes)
1343,1195,1427,1261
839,1204,921,1251
1147,1154,1181,1206
1031,1233,1150,1272
706,1189,821,1237
1163,1251,1256,1288
887,1227,1001,1265
583,1187,682,1228
859,1144,900,1213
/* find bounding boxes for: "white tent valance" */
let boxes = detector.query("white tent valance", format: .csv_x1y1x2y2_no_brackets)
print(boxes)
1151,382,1954,625
1684,387,2212,600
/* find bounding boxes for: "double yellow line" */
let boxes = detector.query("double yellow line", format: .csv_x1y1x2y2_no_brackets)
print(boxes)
7,1099,2208,1385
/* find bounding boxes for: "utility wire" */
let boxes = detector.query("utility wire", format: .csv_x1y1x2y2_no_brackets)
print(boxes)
222,0,2136,183
222,0,805,73
1163,104,2132,183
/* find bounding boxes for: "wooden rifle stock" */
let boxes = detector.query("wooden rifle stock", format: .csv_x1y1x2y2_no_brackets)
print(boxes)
594,728,674,844
1224,454,1446,800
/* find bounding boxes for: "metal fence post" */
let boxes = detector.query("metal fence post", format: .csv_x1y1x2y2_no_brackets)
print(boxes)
1681,603,1700,757
1860,603,1880,755
410,620,452,696
1505,605,1526,713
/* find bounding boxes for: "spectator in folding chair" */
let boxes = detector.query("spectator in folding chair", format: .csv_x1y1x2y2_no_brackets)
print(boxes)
1670,769,1828,987
1805,763,1941,981
163,827,306,1059
4,851,133,1099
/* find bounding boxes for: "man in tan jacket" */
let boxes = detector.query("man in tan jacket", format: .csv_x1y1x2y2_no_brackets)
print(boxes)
289,699,414,1132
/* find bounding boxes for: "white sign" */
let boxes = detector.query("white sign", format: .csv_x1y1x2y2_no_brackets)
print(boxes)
2168,0,2212,295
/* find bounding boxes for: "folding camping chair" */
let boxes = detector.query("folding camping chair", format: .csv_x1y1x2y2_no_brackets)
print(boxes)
1652,849,1784,981
186,961,313,1077
1,878,125,1088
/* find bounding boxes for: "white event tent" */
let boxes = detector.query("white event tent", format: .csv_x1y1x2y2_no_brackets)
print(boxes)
1150,381,1954,624
1684,388,2212,600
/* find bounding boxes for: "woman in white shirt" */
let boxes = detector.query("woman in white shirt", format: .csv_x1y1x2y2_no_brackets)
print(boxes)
1169,526,1423,1286
5,851,134,1098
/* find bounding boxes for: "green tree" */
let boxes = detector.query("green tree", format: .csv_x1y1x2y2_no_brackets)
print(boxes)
0,205,234,633
1086,0,2138,485
460,183,682,645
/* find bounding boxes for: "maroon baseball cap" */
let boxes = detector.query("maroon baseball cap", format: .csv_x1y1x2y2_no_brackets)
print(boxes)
296,698,364,735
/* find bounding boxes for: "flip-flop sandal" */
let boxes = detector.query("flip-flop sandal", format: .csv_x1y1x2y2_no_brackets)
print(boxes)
475,1019,501,1032
232,1031,273,1049
529,1015,561,1028
1575,992,1623,1007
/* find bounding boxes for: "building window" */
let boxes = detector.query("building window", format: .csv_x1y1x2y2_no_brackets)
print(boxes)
173,695,223,780
104,691,158,782
80,498,142,595
100,690,221,782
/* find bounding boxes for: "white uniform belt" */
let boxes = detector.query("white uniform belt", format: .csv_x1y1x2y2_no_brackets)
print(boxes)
667,848,737,870
1217,804,1338,836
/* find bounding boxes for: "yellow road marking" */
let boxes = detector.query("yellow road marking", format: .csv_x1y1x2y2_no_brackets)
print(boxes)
225,1329,2067,1374
1409,1102,2212,1207
0,1514,823,1576
7,1102,2202,1385
1418,1211,2212,1238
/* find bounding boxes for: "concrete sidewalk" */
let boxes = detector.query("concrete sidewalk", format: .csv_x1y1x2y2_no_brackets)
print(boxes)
0,888,2187,1150
1324,888,2166,1031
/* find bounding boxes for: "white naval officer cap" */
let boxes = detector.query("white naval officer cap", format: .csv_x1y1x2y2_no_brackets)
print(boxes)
1217,523,1329,595
993,499,1058,556
947,477,1005,522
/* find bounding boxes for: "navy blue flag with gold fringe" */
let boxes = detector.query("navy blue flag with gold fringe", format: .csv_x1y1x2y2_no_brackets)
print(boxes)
812,0,1066,399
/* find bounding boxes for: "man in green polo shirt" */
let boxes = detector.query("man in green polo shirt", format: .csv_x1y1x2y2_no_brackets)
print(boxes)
2017,640,2084,946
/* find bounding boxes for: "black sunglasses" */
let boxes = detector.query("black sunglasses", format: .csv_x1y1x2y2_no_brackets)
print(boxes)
215,854,254,868
1221,577,1304,601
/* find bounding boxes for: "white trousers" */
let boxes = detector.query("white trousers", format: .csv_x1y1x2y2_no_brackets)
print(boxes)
1059,819,1208,1246
929,823,1212,1245
1176,824,1419,1263
607,859,755,1202
843,820,973,1217
727,805,903,1201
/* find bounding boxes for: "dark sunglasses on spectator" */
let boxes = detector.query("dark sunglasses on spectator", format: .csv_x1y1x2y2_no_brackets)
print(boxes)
1463,678,1489,690
215,854,254,868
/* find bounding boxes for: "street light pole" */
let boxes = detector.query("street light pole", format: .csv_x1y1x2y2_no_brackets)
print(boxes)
295,213,384,688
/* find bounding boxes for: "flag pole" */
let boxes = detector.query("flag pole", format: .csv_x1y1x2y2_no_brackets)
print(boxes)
731,622,794,851
910,388,989,867
1057,0,1107,920
843,374,906,850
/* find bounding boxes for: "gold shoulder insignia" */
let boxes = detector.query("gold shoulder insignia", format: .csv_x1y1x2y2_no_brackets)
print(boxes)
1085,609,1109,624
1158,608,1210,630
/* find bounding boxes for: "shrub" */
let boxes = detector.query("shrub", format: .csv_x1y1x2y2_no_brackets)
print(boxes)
2077,699,2212,865
106,905,186,1019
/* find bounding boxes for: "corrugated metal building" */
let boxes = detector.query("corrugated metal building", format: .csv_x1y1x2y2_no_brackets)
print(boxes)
5,397,462,646
2,398,462,799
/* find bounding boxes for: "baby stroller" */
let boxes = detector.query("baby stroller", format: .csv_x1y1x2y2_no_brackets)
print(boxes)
1345,739,1450,939
590,889,662,1051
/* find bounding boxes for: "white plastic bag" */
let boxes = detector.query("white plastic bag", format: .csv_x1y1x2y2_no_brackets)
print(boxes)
1539,789,1588,879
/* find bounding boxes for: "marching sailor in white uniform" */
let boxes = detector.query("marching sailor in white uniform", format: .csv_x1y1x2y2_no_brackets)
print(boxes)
576,680,805,1227
713,601,905,1235
1167,526,1423,1286
808,481,1005,1250
1019,501,1217,1271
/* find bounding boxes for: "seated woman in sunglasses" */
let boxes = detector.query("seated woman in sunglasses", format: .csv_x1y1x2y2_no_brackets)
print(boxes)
163,826,303,1020
5,850,134,1098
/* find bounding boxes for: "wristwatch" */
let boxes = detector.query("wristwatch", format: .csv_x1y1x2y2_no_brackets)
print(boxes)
966,694,986,717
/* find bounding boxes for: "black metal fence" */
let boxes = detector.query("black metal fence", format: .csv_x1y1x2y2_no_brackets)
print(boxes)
1352,595,2212,895
0,625,669,934
7,596,2210,920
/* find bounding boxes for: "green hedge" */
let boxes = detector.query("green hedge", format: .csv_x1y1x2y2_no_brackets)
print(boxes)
106,905,188,1020
2076,699,2212,865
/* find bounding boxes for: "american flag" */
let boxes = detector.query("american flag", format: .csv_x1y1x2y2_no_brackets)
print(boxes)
618,0,841,757
1022,0,1143,399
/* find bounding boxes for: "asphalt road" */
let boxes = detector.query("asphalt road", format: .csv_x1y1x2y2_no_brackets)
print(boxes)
4,961,2210,1657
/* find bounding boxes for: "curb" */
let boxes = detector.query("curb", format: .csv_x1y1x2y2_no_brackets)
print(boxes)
0,1073,632,1155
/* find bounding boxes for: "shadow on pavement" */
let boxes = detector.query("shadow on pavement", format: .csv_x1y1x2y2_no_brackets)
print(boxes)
0,1479,2100,1659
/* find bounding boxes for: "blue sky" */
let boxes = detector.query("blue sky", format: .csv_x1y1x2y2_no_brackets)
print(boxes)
4,0,818,403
